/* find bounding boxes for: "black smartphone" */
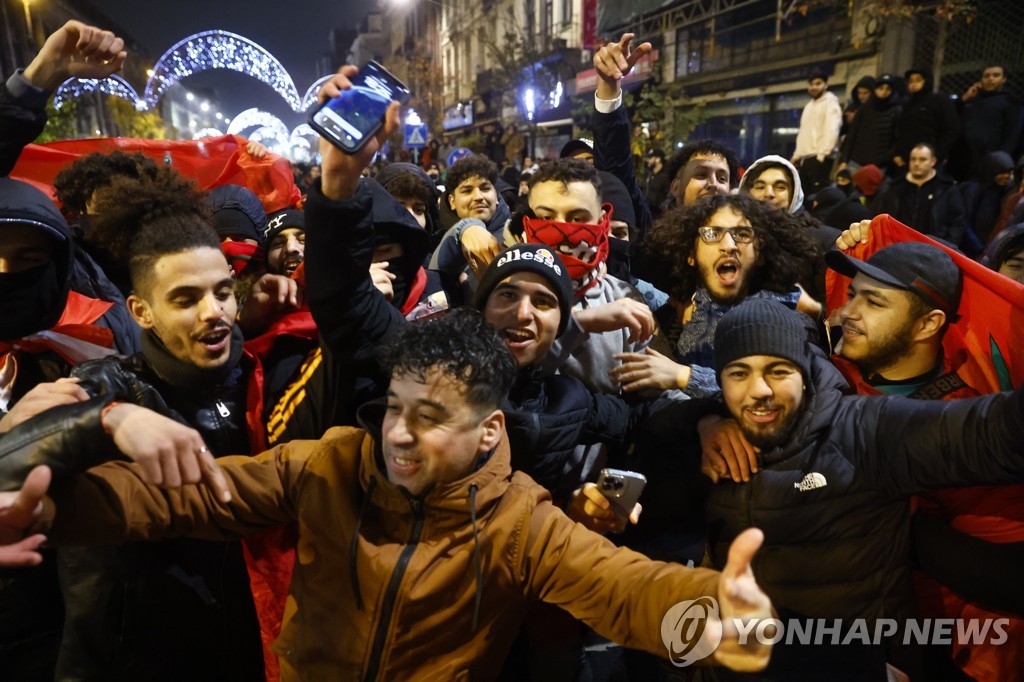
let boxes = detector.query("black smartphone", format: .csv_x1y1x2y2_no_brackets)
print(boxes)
595,468,647,533
308,60,411,154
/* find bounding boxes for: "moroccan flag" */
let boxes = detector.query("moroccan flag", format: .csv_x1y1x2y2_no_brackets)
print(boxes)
825,215,1024,393
9,134,300,213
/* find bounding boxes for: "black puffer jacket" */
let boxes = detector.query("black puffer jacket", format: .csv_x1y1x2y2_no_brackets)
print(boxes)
504,367,636,500
894,69,961,161
707,347,1024,630
0,329,264,681
841,95,902,168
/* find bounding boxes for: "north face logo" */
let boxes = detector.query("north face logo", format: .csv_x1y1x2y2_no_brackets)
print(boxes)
794,473,827,491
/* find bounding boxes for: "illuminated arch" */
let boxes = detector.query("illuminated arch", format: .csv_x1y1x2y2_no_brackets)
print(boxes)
193,127,224,139
300,75,333,112
143,30,302,111
249,125,289,149
53,75,142,110
289,123,317,149
225,108,290,140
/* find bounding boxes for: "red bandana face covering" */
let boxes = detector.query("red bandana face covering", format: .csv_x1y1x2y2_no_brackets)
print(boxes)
220,241,263,277
522,204,612,297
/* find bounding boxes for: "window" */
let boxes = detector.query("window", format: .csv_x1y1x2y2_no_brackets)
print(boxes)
675,28,703,78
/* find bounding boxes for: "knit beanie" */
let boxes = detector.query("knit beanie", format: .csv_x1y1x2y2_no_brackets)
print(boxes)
852,165,884,197
264,209,305,246
714,299,812,380
474,244,574,336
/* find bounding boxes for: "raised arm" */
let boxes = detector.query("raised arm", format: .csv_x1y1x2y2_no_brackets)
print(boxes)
592,33,655,244
304,67,407,352
1,20,126,175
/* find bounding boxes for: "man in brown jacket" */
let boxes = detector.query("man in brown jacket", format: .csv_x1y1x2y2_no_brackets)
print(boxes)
0,307,772,680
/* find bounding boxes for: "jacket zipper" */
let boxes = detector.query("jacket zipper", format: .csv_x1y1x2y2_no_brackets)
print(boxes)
363,497,425,682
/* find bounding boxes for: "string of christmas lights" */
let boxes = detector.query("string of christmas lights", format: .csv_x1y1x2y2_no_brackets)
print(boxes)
53,74,142,110
143,30,302,111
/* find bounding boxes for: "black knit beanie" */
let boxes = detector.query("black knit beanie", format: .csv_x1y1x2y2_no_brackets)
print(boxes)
264,209,305,247
714,299,812,380
474,244,574,336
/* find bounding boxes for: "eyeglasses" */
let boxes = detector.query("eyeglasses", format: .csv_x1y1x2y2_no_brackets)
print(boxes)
698,226,756,244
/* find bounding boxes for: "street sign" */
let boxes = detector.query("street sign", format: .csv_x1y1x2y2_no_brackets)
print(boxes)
405,123,428,149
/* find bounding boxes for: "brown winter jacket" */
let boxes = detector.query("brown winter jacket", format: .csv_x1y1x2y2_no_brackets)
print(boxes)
39,425,722,681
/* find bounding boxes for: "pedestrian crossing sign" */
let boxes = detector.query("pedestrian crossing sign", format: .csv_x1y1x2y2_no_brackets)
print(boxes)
405,124,428,149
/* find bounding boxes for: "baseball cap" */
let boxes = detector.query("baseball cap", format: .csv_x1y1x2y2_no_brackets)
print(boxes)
825,242,962,320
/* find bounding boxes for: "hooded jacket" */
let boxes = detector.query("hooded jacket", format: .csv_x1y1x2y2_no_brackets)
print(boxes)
429,193,514,277
706,347,1024,675
739,156,805,214
32,422,724,681
960,151,1016,248
793,90,842,162
374,162,443,239
0,179,139,393
841,92,902,168
894,69,961,161
963,88,1024,157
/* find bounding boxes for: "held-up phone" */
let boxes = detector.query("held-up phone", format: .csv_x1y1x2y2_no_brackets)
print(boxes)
596,468,647,533
309,60,411,154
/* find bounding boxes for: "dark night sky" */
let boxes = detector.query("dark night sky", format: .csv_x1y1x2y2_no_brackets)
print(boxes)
89,0,376,128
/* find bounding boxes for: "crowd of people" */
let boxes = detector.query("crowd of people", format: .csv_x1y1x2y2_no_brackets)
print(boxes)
0,21,1022,682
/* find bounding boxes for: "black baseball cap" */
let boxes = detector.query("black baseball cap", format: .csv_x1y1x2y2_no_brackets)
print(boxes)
826,242,962,320
559,139,594,159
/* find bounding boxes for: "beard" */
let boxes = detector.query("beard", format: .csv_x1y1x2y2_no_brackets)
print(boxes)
738,398,807,450
845,318,916,378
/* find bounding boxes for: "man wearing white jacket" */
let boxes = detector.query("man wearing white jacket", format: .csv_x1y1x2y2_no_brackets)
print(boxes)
792,72,843,193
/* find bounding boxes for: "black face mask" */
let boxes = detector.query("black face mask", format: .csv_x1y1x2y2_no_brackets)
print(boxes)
0,261,64,340
606,238,632,282
387,255,411,308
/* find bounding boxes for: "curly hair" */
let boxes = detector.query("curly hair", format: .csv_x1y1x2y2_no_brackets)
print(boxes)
446,155,498,193
646,193,821,301
376,308,517,415
87,168,219,297
664,140,741,190
53,151,160,217
527,158,602,197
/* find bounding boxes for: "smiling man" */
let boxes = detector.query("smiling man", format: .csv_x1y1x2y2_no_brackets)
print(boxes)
702,297,1024,680
0,172,270,680
826,240,1024,681
0,308,776,680
430,155,514,276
